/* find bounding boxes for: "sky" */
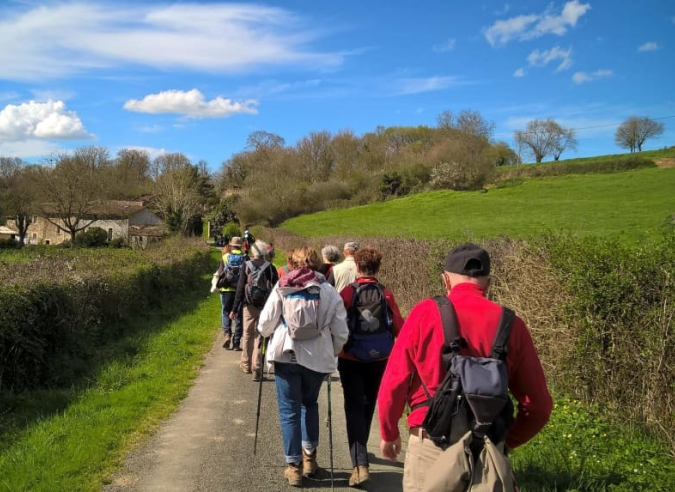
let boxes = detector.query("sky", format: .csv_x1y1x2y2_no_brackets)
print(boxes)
0,0,674,171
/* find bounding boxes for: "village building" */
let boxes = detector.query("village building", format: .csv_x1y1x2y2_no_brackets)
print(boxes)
7,201,164,248
0,225,18,241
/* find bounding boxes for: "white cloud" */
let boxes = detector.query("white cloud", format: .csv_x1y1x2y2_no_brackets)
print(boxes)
123,89,258,118
136,124,163,134
390,76,464,95
485,0,591,46
0,100,93,141
0,91,20,102
528,46,573,71
513,68,526,77
572,69,612,84
0,139,63,159
433,39,456,53
415,107,425,114
0,3,344,81
638,42,658,52
31,89,77,102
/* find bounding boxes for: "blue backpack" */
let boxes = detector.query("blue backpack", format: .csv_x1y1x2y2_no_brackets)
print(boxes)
217,252,244,289
345,282,393,361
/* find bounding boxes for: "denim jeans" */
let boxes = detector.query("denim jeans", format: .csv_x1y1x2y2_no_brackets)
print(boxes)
274,362,327,464
338,357,388,467
220,291,243,346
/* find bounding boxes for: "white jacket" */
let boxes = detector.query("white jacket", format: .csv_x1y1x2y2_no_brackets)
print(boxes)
258,279,349,374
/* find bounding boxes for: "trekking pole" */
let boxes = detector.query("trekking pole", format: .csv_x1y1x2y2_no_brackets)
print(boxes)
326,374,334,491
253,336,268,456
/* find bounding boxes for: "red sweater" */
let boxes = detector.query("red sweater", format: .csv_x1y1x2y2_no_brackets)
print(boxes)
339,277,405,362
377,283,553,449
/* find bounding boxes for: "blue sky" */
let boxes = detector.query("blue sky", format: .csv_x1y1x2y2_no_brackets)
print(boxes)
0,0,674,171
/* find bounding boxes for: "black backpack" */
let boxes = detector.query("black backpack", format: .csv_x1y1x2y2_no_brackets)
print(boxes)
344,282,394,361
216,252,244,289
244,260,273,308
416,296,515,454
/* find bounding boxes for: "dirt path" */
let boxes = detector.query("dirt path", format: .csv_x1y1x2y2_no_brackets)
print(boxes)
105,334,406,492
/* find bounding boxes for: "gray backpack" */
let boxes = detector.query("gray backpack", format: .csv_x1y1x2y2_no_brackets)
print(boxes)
417,297,515,454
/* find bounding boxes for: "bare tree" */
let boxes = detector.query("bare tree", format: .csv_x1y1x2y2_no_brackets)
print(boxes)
35,149,109,243
296,130,334,182
615,116,665,153
552,127,578,161
245,131,285,151
0,157,38,246
514,119,573,163
455,110,495,141
150,153,203,234
436,110,454,130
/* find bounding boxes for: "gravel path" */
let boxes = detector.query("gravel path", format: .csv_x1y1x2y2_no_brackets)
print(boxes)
105,333,406,492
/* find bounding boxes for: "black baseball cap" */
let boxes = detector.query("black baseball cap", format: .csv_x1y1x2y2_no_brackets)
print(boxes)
444,243,491,277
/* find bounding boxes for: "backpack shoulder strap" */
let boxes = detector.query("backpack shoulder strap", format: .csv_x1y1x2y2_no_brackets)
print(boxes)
490,306,515,361
433,296,461,356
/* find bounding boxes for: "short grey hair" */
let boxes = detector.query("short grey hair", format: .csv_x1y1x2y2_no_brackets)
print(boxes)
321,244,341,263
251,240,268,259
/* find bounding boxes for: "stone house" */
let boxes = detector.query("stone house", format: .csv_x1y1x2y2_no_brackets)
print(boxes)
0,225,18,241
8,201,164,247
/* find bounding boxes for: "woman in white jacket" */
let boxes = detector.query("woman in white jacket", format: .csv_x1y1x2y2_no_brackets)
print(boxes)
258,247,349,487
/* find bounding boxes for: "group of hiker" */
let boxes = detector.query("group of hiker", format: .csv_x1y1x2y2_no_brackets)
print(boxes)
213,235,553,491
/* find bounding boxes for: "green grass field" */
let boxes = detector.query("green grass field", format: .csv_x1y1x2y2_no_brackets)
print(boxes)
282,167,675,243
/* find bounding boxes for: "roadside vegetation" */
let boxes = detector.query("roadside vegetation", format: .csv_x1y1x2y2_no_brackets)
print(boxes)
266,231,675,490
0,250,221,491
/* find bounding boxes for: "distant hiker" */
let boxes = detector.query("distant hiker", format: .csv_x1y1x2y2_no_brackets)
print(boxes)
328,241,359,292
216,237,246,351
338,247,405,487
258,247,349,487
277,249,294,278
377,243,553,492
231,239,279,381
318,244,340,280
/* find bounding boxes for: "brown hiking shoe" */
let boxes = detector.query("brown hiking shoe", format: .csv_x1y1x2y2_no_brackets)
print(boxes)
284,462,303,487
222,333,231,349
302,448,318,477
348,465,370,487
252,369,262,382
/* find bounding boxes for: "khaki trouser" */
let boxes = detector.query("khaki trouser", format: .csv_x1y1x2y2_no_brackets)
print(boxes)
403,431,443,492
240,304,262,372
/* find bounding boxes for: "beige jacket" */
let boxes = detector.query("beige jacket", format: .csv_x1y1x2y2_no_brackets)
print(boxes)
331,257,357,293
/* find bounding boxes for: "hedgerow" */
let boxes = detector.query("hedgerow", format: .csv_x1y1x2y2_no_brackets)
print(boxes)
0,237,211,391
268,228,675,453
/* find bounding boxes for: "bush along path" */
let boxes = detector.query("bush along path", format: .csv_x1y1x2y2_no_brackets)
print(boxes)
0,272,221,492
511,398,675,491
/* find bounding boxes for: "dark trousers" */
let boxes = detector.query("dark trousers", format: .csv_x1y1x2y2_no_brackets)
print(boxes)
338,357,388,467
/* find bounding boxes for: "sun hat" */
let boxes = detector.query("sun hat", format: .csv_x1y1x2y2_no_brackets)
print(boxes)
229,236,243,248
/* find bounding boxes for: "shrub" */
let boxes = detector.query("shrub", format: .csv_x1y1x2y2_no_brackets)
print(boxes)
108,237,126,248
0,238,19,249
222,221,241,239
73,227,108,248
0,238,211,391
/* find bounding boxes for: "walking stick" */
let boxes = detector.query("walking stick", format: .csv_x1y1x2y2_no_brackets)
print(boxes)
253,336,268,456
327,374,334,491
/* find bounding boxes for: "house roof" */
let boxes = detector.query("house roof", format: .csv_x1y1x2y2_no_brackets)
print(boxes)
0,225,18,235
129,225,167,237
40,200,153,219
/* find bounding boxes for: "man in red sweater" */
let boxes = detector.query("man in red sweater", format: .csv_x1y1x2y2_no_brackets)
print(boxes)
377,243,552,491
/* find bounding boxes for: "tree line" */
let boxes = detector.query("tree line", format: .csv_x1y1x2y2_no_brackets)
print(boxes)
0,111,666,241
0,147,218,246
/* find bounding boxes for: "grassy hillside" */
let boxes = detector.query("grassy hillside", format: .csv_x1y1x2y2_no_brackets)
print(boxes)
282,167,675,242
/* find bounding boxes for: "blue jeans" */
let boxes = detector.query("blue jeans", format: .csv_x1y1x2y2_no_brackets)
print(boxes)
274,362,327,464
220,291,242,346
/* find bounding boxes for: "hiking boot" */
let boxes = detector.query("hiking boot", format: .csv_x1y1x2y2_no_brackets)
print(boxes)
222,333,231,349
233,345,242,351
252,369,262,382
348,465,370,487
302,448,318,477
284,462,303,487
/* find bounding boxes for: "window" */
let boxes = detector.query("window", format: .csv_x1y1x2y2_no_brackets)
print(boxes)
32,215,38,224
32,233,37,239
108,228,113,241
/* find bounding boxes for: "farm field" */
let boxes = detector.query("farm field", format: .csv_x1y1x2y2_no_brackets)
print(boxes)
282,167,675,242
